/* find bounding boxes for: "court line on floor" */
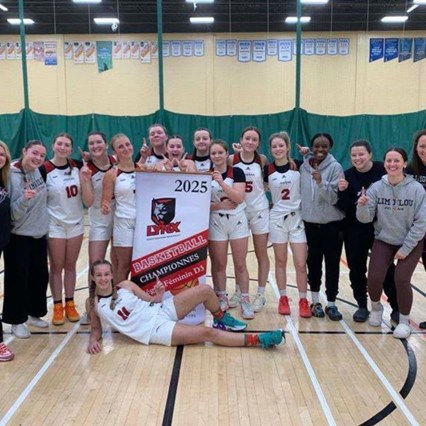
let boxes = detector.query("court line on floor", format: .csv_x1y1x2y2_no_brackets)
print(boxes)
268,271,337,426
0,322,80,426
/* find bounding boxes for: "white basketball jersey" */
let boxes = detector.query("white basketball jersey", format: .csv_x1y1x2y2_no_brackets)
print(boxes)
114,169,136,220
97,288,162,345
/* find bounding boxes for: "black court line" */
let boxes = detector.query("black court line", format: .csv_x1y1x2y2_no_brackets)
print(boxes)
359,339,417,426
162,345,184,426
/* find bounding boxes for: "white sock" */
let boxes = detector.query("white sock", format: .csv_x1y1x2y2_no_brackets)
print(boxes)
279,289,287,297
299,292,307,300
216,291,226,297
311,292,320,304
371,301,382,311
399,314,410,325
327,301,335,308
257,286,265,295
241,293,250,301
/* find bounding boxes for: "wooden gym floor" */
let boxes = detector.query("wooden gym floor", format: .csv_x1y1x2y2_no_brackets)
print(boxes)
0,224,425,426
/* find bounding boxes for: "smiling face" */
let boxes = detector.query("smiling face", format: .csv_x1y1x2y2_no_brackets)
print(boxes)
210,143,228,167
270,137,289,162
22,144,47,171
350,146,372,172
112,136,133,160
91,263,113,296
415,135,426,165
88,134,107,158
53,136,73,160
166,138,184,159
149,125,168,148
384,150,406,178
241,130,260,153
312,136,331,163
193,130,211,154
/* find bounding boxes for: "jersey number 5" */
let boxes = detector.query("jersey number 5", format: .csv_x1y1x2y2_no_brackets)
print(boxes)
245,181,253,193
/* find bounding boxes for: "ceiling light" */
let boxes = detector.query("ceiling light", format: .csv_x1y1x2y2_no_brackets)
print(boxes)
186,0,214,3
285,16,311,24
0,3,8,11
413,0,426,4
8,18,35,25
73,0,102,3
301,0,328,4
381,16,408,23
190,17,214,24
94,17,119,25
407,4,419,12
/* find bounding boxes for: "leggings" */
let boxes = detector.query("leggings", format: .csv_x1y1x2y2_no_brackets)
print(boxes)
367,239,424,315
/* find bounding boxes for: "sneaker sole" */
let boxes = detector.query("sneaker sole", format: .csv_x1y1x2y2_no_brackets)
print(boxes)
299,312,313,318
224,324,247,332
66,317,81,323
52,320,65,326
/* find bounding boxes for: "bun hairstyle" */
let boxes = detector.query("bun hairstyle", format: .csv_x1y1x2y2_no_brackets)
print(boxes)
310,133,334,148
89,259,118,311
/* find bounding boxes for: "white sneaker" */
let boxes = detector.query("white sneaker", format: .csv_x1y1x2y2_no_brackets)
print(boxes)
368,303,384,327
253,293,266,312
12,323,31,339
241,298,255,319
393,323,411,339
27,316,49,328
228,290,241,308
80,312,91,325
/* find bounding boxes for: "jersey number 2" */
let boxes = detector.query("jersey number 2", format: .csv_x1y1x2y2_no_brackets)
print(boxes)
281,189,290,200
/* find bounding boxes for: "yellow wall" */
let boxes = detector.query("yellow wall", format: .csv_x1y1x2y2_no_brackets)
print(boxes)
0,31,425,116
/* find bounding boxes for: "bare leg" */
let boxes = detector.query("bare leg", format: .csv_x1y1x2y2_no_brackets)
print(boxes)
48,238,67,301
273,243,288,290
171,323,246,346
173,285,221,319
113,246,132,284
290,242,308,293
253,233,270,288
63,234,83,298
230,237,249,293
208,240,228,292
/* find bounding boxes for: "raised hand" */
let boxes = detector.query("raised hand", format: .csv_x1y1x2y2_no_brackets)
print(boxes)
212,170,224,184
78,147,91,163
357,186,368,206
23,178,36,200
232,142,242,153
139,138,151,162
297,144,310,156
311,162,321,184
337,173,348,191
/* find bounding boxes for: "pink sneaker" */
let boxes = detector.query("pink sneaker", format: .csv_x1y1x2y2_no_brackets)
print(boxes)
0,342,14,362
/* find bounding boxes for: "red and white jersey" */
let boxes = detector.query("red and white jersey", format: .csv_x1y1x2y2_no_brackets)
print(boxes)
233,153,268,213
97,288,162,345
43,160,84,225
87,157,115,227
211,166,246,215
114,169,136,220
192,154,211,172
265,163,301,215
145,152,163,167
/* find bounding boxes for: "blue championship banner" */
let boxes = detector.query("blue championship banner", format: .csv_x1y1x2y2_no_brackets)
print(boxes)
131,171,212,324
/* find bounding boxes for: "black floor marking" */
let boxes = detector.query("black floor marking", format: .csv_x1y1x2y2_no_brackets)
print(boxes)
412,284,426,299
162,345,184,426
359,339,417,426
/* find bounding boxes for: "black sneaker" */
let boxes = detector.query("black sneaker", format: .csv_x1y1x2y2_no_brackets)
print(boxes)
325,305,343,321
353,308,369,323
419,321,426,330
310,303,325,318
390,310,400,327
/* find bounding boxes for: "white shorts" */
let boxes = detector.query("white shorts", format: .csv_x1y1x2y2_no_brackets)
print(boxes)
149,298,178,346
49,218,84,239
208,210,250,242
89,221,113,242
246,208,269,235
269,210,306,244
113,217,136,247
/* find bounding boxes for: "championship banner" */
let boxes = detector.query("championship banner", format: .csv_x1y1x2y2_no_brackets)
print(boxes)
131,171,211,324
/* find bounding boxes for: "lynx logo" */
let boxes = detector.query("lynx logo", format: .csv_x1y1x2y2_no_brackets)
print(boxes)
147,198,181,236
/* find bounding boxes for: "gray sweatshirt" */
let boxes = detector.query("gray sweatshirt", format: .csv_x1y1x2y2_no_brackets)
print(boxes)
8,162,48,238
300,153,345,224
356,175,426,256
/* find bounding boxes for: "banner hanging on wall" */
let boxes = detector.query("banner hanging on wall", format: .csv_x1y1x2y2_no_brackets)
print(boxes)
369,38,384,62
96,41,112,72
398,38,413,62
413,38,426,63
131,171,212,325
384,38,398,62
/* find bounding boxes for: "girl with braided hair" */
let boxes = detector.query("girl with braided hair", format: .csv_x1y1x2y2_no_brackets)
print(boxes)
87,260,284,354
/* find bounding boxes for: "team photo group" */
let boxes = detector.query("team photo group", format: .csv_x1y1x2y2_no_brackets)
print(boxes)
0,124,425,363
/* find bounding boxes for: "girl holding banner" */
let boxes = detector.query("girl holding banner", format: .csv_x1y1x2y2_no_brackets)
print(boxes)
208,140,254,319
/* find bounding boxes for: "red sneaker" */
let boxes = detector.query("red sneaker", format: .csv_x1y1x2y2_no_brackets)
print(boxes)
0,342,14,362
299,298,312,318
278,296,291,315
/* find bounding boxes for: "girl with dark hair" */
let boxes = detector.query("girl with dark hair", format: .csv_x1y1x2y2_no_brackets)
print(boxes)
0,141,14,360
337,140,398,323
41,133,93,326
405,130,426,329
87,260,283,353
300,133,345,320
137,124,168,166
228,127,269,315
191,128,212,172
357,148,426,339
265,132,311,318
153,136,196,172
3,140,49,339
